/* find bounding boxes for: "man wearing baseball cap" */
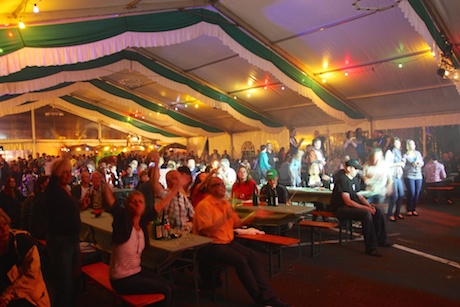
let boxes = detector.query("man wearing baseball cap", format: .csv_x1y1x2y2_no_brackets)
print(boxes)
330,159,392,257
260,169,289,206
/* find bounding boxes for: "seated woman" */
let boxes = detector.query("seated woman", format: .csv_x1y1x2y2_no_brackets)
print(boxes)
231,166,258,202
0,209,50,307
101,185,175,307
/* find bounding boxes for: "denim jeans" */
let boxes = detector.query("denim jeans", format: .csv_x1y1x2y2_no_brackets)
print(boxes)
387,177,405,217
404,178,422,212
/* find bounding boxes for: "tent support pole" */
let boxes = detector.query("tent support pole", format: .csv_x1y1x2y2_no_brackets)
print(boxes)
31,108,36,156
230,133,234,160
422,126,427,157
98,122,102,143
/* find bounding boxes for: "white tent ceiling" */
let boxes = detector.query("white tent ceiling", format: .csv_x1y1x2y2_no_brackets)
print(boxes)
1,0,459,143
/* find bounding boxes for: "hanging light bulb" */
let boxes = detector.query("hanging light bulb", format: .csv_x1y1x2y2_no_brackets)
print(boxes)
33,3,40,13
398,63,403,68
344,71,349,77
18,20,25,29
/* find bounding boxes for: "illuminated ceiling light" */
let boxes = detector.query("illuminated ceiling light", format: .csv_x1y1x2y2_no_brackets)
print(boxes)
281,86,285,90
45,106,64,117
185,104,188,108
264,86,268,90
33,3,39,13
398,63,403,68
322,78,327,83
247,93,251,98
352,0,403,11
174,107,178,111
18,20,25,29
195,104,198,108
344,71,349,77
233,96,237,100
118,78,144,89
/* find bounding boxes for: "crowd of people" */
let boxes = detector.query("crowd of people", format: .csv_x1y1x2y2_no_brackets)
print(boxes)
1,127,459,305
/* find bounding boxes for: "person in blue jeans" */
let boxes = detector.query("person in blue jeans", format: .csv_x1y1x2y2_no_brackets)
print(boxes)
385,138,406,221
403,139,424,216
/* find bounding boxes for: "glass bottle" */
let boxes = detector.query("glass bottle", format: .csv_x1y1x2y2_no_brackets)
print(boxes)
153,216,162,240
252,184,259,206
162,214,171,239
329,174,334,191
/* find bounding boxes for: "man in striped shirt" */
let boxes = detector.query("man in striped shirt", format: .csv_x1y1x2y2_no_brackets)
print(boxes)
162,170,194,231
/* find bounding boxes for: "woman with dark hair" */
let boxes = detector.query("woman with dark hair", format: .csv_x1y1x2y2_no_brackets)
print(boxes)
231,166,258,201
385,138,406,221
102,187,176,307
0,177,24,229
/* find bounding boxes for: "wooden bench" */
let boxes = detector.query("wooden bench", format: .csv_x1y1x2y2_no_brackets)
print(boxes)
237,233,300,277
426,186,454,204
299,220,338,256
309,211,353,245
81,262,165,307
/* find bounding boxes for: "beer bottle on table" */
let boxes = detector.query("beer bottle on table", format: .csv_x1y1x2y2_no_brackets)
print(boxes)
162,214,171,239
272,187,279,206
329,174,334,191
252,184,259,206
153,216,162,240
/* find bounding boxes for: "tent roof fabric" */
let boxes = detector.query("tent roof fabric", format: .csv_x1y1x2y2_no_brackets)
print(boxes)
1,0,460,141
